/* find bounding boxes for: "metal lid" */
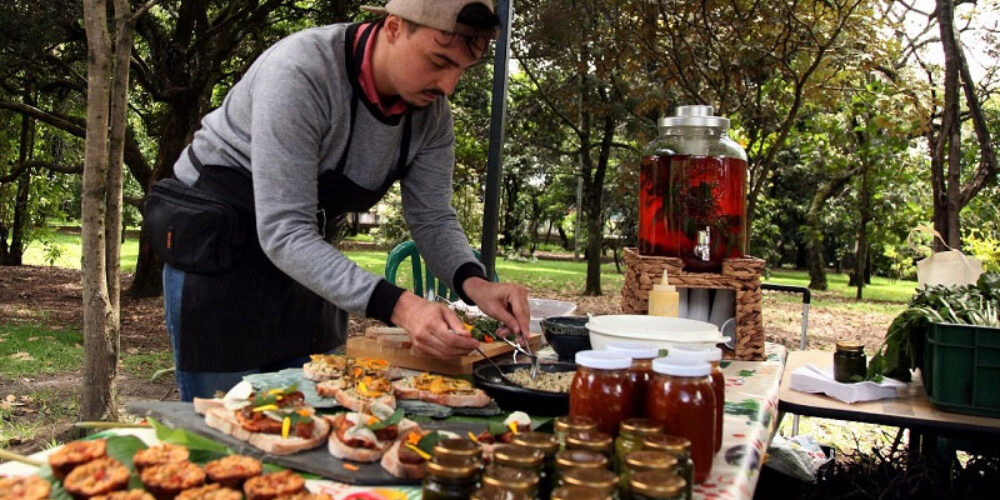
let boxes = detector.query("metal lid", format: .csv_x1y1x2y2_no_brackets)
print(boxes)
836,341,865,352
658,105,730,131
629,470,686,497
565,430,613,451
560,468,618,491
483,465,539,493
619,418,664,437
425,455,480,478
624,450,678,471
554,416,597,433
511,432,559,455
554,449,608,470
551,486,611,500
433,438,483,459
471,486,531,500
493,445,544,467
642,434,691,455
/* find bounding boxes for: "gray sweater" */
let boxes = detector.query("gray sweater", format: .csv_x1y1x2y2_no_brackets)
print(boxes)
173,23,486,322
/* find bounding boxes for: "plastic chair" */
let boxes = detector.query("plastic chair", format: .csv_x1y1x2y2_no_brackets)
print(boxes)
384,240,497,301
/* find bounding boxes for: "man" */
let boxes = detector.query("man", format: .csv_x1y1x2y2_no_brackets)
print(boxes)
154,0,529,401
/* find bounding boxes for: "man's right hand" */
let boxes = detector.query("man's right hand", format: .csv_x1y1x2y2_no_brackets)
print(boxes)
390,291,479,359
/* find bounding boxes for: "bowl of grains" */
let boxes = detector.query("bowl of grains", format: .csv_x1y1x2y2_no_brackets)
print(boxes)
473,361,574,416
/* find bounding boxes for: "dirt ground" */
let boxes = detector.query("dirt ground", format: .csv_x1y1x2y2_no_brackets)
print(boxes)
0,265,898,455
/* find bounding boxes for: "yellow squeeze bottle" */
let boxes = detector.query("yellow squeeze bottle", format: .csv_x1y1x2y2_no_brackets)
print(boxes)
648,270,680,317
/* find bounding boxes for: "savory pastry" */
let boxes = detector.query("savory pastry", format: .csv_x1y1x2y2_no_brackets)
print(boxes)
326,403,416,462
90,490,156,500
316,375,397,413
140,461,206,500
62,457,130,500
380,428,435,479
203,454,263,490
175,484,243,500
0,475,52,500
48,438,107,479
133,443,190,471
203,386,330,455
392,373,492,407
242,470,306,500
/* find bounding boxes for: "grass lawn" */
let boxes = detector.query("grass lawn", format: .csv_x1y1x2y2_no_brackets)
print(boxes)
21,227,140,273
764,269,918,304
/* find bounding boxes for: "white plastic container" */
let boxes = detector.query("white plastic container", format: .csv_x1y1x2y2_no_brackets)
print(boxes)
585,315,725,351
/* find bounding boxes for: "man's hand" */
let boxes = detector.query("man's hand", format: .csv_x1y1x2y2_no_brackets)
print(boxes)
462,278,531,345
390,291,479,359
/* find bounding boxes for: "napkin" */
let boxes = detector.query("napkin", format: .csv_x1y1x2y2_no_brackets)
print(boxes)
789,364,907,404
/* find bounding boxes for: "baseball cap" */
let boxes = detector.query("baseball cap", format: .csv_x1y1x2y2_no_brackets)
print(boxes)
361,0,499,39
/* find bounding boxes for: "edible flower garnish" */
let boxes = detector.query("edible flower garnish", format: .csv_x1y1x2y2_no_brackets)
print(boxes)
253,404,279,412
281,417,291,439
508,421,519,434
405,444,432,460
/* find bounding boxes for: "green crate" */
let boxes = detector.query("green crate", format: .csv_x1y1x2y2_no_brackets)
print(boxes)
923,322,1000,418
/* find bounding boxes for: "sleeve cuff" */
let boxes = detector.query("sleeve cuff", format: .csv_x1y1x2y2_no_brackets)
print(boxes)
366,279,407,325
453,262,488,306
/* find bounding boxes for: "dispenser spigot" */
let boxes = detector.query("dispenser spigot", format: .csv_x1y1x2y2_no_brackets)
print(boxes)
694,227,711,261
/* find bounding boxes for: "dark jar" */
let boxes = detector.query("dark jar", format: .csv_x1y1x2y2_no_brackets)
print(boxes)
551,485,611,500
559,468,617,496
470,486,530,500
434,438,484,463
621,450,678,497
482,465,539,499
554,416,597,449
614,418,664,474
642,435,694,500
628,470,686,500
834,341,867,383
645,359,716,484
554,449,608,482
422,455,482,500
565,430,614,458
510,433,558,500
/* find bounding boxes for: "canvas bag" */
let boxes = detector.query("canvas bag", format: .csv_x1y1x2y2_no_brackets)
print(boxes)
914,226,984,287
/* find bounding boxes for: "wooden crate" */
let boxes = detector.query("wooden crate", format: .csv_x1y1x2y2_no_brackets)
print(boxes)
621,247,766,360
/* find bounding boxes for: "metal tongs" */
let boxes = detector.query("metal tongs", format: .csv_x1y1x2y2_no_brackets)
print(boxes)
486,330,540,381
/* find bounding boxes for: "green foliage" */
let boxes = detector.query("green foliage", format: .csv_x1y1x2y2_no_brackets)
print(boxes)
965,229,1000,273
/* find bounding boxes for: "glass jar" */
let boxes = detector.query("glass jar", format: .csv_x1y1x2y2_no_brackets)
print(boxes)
565,430,614,459
614,418,664,474
666,347,725,451
645,358,716,485
559,468,617,496
554,416,597,449
434,438,484,463
834,341,867,383
483,465,539,499
554,449,607,482
621,450,677,496
628,471,686,500
511,433,558,500
422,455,482,500
639,105,748,272
551,485,611,500
606,342,659,417
471,486,531,500
493,445,544,473
642,435,693,500
570,351,635,436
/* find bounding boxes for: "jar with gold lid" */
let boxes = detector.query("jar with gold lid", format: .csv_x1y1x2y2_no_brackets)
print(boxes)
554,416,597,449
434,438,483,463
621,450,677,495
834,341,867,383
422,455,481,500
641,435,693,500
554,449,607,481
628,470,686,500
615,418,664,473
483,465,539,499
470,486,530,500
493,445,544,472
565,430,614,458
558,467,617,496
511,432,558,499
551,485,612,500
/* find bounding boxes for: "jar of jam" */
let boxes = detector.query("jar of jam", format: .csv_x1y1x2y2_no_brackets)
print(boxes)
834,341,867,383
667,346,725,451
483,465,539,499
565,430,614,459
493,445,544,473
551,485,611,500
422,455,482,500
434,438,484,463
554,416,597,449
628,471,686,500
621,450,678,496
471,486,531,500
614,418,664,474
606,342,659,417
646,358,716,484
570,350,635,436
511,432,558,499
554,449,607,482
642,435,693,500
559,468,617,496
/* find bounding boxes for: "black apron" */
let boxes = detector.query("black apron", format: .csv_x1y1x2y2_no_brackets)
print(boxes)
177,22,412,372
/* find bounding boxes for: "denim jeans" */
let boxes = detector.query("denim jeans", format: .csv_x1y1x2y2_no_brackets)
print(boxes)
162,264,313,401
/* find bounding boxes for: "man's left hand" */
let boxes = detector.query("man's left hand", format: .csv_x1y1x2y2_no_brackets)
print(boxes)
462,278,531,345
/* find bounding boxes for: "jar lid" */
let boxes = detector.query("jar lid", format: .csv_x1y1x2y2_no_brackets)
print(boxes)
471,486,531,500
605,342,660,360
658,105,730,131
483,465,539,493
560,467,618,490
565,430,613,450
629,470,686,497
652,357,711,377
575,350,631,370
554,416,597,433
433,438,482,459
511,432,558,455
493,445,544,467
555,449,608,470
836,341,865,352
619,418,663,437
425,455,481,478
624,450,678,471
551,486,611,500
668,345,722,363
642,434,691,455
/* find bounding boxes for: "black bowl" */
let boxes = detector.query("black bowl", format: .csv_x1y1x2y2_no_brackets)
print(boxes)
541,316,592,361
473,362,574,416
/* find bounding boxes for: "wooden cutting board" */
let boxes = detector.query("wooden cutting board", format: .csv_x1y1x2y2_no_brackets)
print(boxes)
348,327,544,376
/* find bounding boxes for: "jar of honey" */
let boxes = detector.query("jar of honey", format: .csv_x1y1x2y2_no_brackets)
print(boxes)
551,485,611,500
606,342,659,417
422,455,482,500
559,467,617,496
646,358,717,484
570,351,635,436
614,418,663,474
493,445,544,473
638,105,748,272
834,341,867,383
565,430,614,458
642,435,694,500
666,346,725,451
553,416,597,450
511,433,558,500
554,449,608,482
434,438,484,463
482,465,539,499
628,470,686,500
621,450,678,497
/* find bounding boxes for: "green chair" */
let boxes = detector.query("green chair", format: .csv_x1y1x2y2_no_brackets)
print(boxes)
384,240,497,301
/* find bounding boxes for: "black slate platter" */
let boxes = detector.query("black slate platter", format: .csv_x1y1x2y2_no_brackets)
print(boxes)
126,401,484,485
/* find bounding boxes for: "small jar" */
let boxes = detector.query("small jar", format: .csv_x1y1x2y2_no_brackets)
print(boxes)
493,445,544,473
434,438,484,463
554,449,607,482
667,346,725,451
570,350,636,436
642,435,693,500
565,430,614,459
606,342,660,417
615,418,664,474
834,341,867,383
559,468,617,497
554,416,597,449
471,486,531,500
551,485,611,500
646,358,716,485
422,455,482,500
621,450,677,496
511,432,558,499
628,471,686,500
483,465,539,499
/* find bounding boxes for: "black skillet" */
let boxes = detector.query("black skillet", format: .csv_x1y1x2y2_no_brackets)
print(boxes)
472,361,575,417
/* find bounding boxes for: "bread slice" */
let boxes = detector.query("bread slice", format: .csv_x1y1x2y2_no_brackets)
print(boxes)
204,408,329,455
316,380,397,413
391,376,492,408
379,437,427,479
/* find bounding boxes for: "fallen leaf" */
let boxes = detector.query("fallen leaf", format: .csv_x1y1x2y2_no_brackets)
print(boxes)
10,351,34,361
126,347,139,355
27,336,39,342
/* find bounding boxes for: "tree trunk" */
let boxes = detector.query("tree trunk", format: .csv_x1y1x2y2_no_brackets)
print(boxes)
583,182,603,296
7,93,35,265
804,167,858,290
855,158,871,300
